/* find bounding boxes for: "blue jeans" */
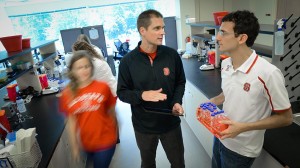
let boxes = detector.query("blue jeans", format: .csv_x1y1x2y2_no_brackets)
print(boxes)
212,137,255,168
86,145,116,168
134,126,185,168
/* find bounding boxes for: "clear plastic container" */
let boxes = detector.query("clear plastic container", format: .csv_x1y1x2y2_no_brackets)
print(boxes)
197,104,204,120
210,112,216,126
275,29,284,55
214,110,229,133
203,105,211,124
53,66,60,78
7,138,42,168
16,95,26,113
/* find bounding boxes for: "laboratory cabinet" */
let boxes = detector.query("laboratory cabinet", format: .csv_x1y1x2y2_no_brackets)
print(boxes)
47,122,87,168
0,40,58,92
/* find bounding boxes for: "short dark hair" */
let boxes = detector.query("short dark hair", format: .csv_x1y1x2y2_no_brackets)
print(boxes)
222,10,260,47
137,9,163,33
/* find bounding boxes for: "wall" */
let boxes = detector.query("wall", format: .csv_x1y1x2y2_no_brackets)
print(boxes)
196,0,232,21
175,0,196,50
230,0,251,11
231,0,277,46
193,0,277,47
277,0,300,19
194,0,277,24
248,0,277,46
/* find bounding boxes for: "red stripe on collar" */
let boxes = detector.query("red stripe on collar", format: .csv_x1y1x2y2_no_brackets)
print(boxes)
246,55,258,74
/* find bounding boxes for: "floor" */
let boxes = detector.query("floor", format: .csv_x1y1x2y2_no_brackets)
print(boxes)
108,99,212,168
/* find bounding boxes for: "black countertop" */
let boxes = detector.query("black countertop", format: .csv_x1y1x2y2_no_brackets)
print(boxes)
18,94,65,168
182,57,300,168
182,57,222,99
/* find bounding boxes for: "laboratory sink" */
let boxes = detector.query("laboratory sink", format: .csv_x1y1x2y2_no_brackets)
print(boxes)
293,113,300,126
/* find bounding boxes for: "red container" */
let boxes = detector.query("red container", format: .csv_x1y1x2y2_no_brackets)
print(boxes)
6,84,18,102
22,38,31,49
213,11,229,25
0,35,22,52
220,54,229,60
0,110,12,140
208,51,215,65
217,16,224,25
39,74,49,89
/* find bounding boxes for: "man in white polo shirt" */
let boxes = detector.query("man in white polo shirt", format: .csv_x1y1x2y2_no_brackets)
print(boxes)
209,10,293,168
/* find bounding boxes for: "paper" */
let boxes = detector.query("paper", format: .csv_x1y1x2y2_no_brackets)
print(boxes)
89,28,99,39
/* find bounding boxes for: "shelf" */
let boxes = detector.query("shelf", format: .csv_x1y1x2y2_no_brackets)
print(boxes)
187,21,220,28
259,24,274,35
252,43,273,58
0,39,58,64
192,34,213,41
187,22,274,35
187,21,220,68
0,67,33,89
0,39,58,92
35,52,57,64
187,21,274,60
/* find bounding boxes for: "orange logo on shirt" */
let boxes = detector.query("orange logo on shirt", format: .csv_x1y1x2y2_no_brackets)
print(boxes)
163,67,170,76
243,83,251,92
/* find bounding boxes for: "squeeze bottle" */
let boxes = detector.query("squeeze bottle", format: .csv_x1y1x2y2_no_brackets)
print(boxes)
274,18,285,55
16,95,26,113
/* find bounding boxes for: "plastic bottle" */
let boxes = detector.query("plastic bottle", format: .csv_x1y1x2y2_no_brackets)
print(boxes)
45,68,52,78
274,18,285,55
200,104,205,122
203,106,208,122
16,94,26,113
215,110,228,132
205,105,212,124
211,111,218,128
198,104,204,120
210,111,215,127
53,66,60,79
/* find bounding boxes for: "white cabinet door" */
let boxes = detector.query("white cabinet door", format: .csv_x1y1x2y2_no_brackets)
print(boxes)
182,87,187,118
184,81,214,158
252,149,283,168
61,123,87,168
48,138,70,168
48,123,87,168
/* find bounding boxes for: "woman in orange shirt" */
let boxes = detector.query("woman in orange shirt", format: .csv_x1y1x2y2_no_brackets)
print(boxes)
59,50,117,168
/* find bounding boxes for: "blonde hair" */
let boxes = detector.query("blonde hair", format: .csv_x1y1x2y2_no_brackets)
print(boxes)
72,41,104,60
77,34,92,44
67,50,95,96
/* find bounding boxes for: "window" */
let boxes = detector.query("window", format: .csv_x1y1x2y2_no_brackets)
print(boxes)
9,0,175,53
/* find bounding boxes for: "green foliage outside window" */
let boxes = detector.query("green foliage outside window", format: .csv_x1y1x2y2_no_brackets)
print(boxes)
9,0,175,52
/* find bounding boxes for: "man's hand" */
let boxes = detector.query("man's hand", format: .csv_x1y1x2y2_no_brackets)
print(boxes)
142,88,167,102
219,120,247,140
172,103,184,116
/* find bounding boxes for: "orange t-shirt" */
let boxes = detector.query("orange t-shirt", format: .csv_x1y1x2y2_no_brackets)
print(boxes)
139,47,157,60
59,80,117,152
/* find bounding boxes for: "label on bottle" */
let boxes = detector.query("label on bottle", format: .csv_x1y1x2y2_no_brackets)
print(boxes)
16,98,26,113
274,30,284,55
54,67,60,78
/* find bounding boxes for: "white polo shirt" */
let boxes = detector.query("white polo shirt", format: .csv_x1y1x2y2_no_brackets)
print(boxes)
220,50,290,157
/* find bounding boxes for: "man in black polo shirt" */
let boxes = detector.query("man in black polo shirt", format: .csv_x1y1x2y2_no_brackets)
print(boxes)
117,9,186,168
